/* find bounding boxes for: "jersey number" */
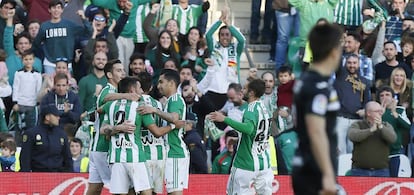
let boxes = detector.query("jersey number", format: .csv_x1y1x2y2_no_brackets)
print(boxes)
114,111,126,125
255,119,271,141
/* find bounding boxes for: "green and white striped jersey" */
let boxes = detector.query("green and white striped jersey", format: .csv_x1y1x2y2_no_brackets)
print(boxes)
334,0,363,26
140,94,165,160
103,99,154,163
134,3,151,43
172,4,203,34
90,83,117,152
233,100,271,171
164,93,188,158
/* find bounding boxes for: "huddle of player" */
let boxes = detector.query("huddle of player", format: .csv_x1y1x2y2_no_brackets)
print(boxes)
87,59,188,195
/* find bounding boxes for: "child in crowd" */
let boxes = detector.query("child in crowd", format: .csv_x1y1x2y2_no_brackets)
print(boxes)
0,140,17,172
277,66,295,108
70,138,89,173
12,49,42,145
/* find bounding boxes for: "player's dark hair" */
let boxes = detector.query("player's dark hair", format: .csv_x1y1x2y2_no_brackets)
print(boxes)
118,76,139,93
248,79,265,98
104,59,122,79
309,23,343,63
137,72,152,93
160,69,180,88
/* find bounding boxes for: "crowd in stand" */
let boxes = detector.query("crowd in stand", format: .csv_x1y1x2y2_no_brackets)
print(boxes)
0,0,414,193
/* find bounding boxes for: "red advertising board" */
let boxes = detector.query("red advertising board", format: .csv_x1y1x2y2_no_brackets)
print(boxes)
1,173,414,194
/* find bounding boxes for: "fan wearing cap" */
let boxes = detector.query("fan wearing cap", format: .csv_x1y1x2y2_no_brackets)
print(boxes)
19,103,73,172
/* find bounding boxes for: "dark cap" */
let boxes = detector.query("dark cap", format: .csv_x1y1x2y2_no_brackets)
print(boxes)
40,104,61,117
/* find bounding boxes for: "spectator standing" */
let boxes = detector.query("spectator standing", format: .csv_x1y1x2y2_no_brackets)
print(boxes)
20,104,73,172
348,101,397,177
273,0,300,70
4,9,42,86
385,0,407,42
170,0,210,35
277,66,295,108
260,71,278,116
0,0,17,50
334,0,364,32
79,13,119,81
250,0,274,44
289,0,338,48
92,0,143,69
342,32,374,86
27,20,41,41
197,9,245,115
145,30,180,85
12,49,42,145
334,54,371,154
78,51,108,112
33,0,92,74
144,3,182,54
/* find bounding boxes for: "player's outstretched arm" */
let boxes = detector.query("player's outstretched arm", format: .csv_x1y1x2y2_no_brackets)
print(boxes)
305,114,337,195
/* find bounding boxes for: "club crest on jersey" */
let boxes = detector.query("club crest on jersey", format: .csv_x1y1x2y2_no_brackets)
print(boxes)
312,94,328,115
316,81,328,89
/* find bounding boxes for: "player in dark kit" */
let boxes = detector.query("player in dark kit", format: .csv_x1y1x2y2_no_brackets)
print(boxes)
291,23,343,195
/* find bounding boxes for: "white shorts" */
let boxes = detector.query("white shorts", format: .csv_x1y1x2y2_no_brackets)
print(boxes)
146,159,165,194
110,162,152,194
165,157,189,193
88,151,111,186
226,167,273,195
